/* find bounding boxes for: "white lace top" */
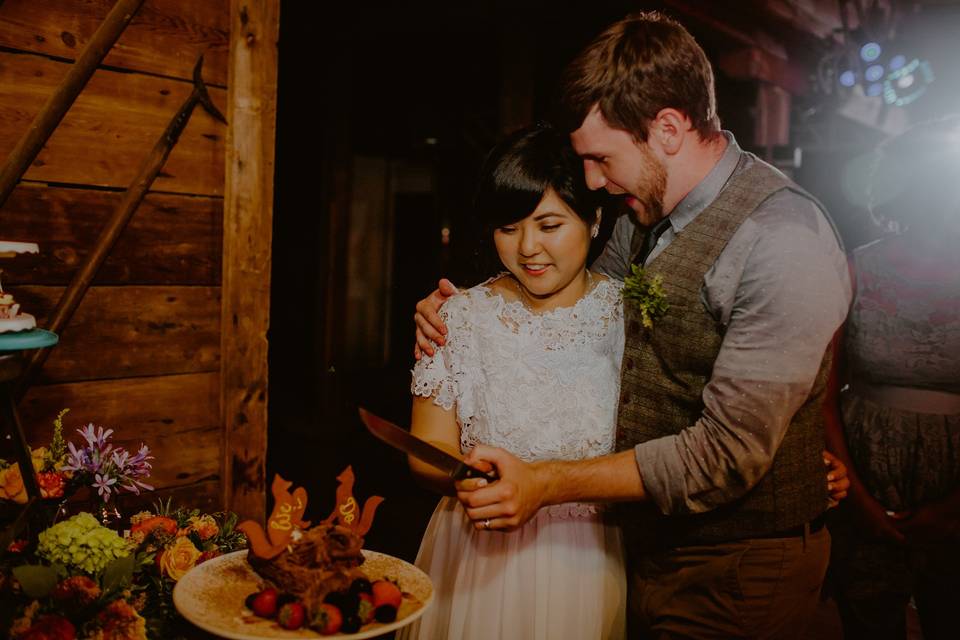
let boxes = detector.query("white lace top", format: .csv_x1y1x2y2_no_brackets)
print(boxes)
412,275,625,514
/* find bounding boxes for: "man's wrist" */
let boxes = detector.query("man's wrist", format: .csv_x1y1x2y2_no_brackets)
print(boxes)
530,460,559,509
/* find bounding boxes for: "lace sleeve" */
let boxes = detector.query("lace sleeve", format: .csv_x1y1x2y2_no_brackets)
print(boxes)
410,295,472,412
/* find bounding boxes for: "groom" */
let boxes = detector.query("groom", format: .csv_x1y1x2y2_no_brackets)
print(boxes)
414,12,851,639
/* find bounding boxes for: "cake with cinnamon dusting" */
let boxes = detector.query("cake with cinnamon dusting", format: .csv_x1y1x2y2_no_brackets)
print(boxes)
246,522,368,607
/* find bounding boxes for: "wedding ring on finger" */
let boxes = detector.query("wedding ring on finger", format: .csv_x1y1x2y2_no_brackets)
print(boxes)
482,518,491,530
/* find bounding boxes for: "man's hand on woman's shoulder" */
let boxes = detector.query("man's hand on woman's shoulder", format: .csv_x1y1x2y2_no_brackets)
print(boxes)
414,278,459,359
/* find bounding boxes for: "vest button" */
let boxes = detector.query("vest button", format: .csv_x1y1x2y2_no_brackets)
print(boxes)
621,391,631,405
625,358,634,371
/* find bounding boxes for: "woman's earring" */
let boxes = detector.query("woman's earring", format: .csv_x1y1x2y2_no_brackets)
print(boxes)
592,207,602,239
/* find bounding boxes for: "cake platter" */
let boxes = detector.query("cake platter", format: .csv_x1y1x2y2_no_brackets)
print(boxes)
173,550,434,639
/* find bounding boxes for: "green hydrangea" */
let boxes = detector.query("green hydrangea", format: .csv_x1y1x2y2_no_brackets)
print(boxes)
37,512,132,575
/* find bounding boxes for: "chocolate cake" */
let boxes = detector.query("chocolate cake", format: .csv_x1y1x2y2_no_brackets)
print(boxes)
246,522,368,606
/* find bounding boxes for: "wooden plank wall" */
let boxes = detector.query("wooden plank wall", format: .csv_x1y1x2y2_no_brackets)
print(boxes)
221,0,278,521
0,0,229,512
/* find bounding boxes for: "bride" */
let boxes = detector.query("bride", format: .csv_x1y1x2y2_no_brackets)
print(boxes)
399,124,626,639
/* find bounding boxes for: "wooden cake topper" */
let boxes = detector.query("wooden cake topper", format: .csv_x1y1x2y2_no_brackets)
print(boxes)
238,475,311,559
321,466,384,536
237,467,384,559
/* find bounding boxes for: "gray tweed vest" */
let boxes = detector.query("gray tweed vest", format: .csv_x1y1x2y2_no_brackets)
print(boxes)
617,159,833,549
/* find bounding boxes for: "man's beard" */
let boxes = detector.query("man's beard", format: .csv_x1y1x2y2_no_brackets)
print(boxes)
633,145,667,225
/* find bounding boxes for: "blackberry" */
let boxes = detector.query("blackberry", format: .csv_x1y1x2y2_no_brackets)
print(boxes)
375,604,398,623
348,577,373,596
341,614,363,633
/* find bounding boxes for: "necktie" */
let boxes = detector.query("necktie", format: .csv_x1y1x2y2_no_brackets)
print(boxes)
635,217,672,266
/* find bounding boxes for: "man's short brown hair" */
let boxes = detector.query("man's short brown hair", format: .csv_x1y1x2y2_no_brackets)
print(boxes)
560,11,721,142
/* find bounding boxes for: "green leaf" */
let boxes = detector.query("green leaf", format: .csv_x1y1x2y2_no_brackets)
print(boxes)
12,564,59,598
101,553,136,594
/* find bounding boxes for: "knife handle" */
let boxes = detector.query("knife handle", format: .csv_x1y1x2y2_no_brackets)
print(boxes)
456,464,499,483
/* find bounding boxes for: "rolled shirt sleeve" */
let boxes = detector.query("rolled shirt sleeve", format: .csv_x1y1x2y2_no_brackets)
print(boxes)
635,193,852,514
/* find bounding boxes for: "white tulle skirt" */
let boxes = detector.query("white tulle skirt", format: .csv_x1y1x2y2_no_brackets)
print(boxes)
397,496,626,640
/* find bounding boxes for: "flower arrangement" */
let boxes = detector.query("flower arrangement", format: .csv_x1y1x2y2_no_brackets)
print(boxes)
4,513,141,640
128,500,246,636
622,264,669,329
0,410,243,639
0,410,152,508
1,503,246,639
0,410,72,503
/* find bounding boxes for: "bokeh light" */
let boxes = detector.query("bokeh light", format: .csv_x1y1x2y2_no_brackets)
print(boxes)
860,42,882,62
865,65,885,82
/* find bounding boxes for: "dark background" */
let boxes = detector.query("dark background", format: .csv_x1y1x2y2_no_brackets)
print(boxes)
265,0,960,562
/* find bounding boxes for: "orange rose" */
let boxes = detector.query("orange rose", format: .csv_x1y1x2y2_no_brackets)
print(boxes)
186,515,219,540
0,464,28,504
160,536,201,581
130,516,178,543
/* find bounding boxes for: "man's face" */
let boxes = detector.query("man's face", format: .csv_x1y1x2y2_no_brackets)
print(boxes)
570,107,667,227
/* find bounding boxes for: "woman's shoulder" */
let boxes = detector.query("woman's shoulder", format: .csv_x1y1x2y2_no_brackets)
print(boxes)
590,272,624,306
440,277,506,321
592,271,623,290
452,274,517,307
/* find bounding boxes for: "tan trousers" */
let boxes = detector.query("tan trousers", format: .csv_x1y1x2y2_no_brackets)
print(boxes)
628,527,830,639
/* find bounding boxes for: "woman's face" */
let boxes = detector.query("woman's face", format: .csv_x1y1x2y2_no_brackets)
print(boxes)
493,187,592,309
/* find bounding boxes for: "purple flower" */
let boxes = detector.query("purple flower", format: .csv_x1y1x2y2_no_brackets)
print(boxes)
61,422,154,500
93,473,117,499
121,478,154,495
79,423,113,449
62,441,88,473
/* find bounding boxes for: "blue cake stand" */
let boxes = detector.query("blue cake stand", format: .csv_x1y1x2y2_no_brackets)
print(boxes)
0,328,59,352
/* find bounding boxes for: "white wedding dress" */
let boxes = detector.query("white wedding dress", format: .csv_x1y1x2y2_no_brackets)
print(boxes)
398,275,627,640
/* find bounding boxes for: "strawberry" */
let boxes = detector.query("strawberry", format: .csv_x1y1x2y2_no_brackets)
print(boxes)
251,588,279,618
357,592,376,624
278,601,306,630
371,580,402,609
310,603,343,635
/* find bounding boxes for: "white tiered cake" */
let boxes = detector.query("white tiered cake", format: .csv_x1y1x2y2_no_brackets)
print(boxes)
0,241,39,333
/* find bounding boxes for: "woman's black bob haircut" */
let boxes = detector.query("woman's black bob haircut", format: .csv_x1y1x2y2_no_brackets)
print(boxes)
474,122,602,233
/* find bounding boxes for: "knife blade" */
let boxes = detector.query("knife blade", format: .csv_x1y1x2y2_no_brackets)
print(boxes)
359,408,498,482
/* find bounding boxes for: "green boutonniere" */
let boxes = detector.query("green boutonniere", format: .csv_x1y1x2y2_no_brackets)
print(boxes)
623,264,669,329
